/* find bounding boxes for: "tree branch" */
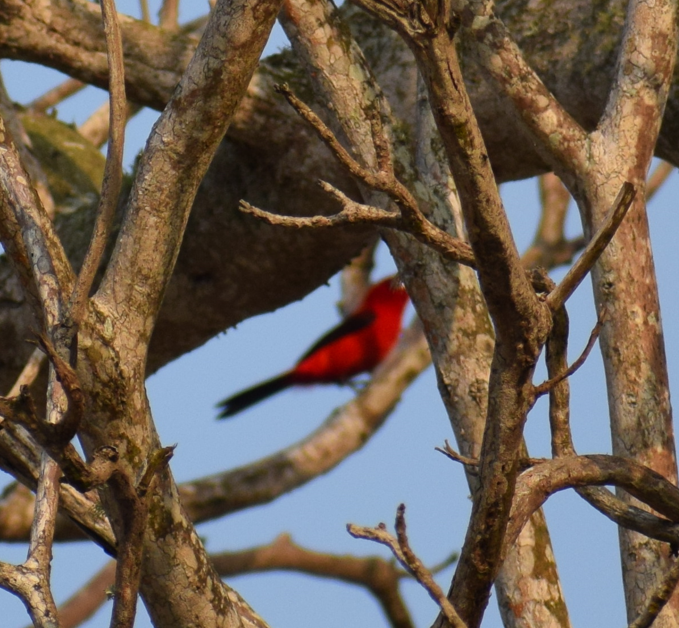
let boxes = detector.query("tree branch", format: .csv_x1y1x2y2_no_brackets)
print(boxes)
629,555,679,628
348,504,467,628
545,182,636,311
507,454,679,556
96,0,283,344
212,533,414,628
66,0,126,326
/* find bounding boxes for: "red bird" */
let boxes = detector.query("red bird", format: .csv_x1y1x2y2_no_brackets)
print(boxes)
216,276,409,418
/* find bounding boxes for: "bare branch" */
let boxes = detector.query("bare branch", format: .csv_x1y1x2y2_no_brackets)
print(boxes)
348,505,467,628
580,489,679,547
159,0,180,30
455,7,588,177
268,85,477,267
435,441,479,472
0,560,59,627
534,313,604,398
599,0,678,160
546,182,636,311
78,101,141,149
240,191,476,268
239,196,400,231
521,174,582,270
0,388,117,492
107,446,173,628
0,112,74,319
507,454,679,556
539,296,679,547
68,0,126,326
212,533,414,628
6,348,45,398
139,0,150,23
96,0,284,345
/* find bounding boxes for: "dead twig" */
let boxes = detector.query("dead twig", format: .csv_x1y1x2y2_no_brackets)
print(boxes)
159,0,180,29
533,311,605,397
435,440,479,472
546,182,636,311
6,347,45,398
348,504,468,628
646,160,674,201
212,533,414,628
246,84,477,268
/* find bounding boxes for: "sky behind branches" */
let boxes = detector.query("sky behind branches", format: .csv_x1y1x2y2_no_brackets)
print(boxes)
1,2,678,627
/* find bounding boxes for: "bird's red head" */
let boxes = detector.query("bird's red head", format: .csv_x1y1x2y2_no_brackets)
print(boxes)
358,275,409,315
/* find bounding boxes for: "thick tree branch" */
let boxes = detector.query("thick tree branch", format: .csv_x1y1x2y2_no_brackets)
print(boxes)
96,0,283,343
629,556,679,628
507,454,679,555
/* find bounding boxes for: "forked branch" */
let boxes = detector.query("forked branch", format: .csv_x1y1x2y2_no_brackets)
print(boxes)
240,84,476,268
348,504,467,628
546,182,636,311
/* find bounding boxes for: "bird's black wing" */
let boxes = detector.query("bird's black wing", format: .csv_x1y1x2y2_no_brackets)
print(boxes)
297,311,375,362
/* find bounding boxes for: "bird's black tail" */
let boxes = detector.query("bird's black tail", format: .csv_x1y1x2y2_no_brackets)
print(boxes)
216,372,295,419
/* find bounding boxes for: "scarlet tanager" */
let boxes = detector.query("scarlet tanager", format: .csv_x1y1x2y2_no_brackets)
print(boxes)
216,276,409,418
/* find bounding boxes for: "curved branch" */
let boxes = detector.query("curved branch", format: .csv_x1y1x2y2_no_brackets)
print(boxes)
212,534,414,628
506,454,679,557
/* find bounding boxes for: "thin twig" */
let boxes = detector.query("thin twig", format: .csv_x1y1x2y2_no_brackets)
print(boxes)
139,0,150,22
79,101,141,148
546,182,636,311
348,505,468,628
68,0,126,325
275,84,379,187
240,189,476,268
269,84,477,268
159,0,180,29
533,311,605,397
435,440,479,472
